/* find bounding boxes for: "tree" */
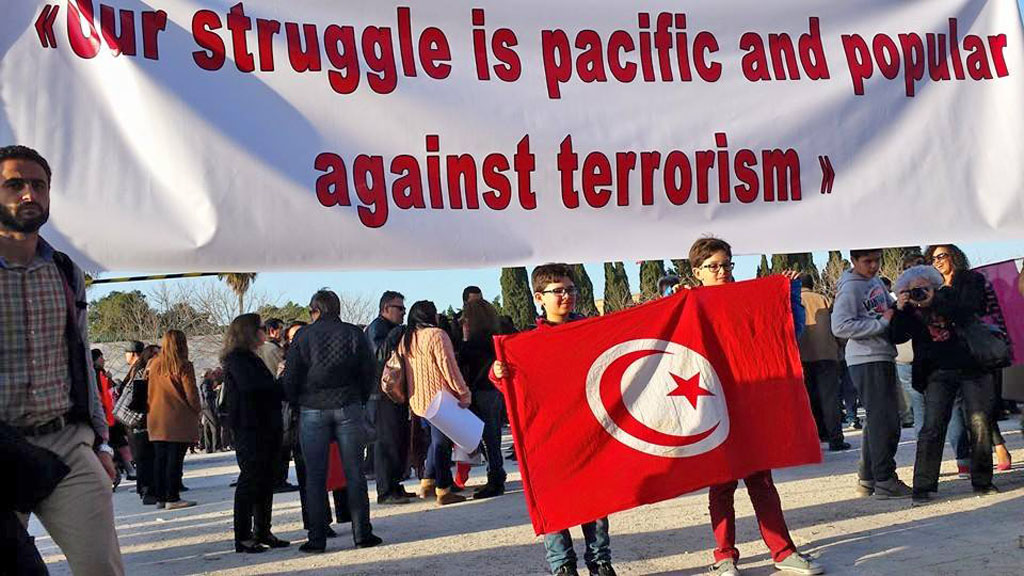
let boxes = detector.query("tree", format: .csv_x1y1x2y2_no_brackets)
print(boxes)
157,301,218,336
639,260,666,301
820,250,850,301
756,255,771,278
602,262,632,313
491,295,504,316
669,259,697,288
770,253,818,277
570,264,598,317
88,290,159,342
881,246,922,285
217,273,258,316
257,301,310,324
500,267,535,330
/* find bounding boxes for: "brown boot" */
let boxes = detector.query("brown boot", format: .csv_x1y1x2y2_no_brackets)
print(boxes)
417,479,436,499
436,487,467,506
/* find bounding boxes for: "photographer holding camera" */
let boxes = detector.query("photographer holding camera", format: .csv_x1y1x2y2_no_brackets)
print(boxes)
890,262,1000,505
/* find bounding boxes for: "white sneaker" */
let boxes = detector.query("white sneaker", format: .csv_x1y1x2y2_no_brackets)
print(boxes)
774,552,824,575
709,559,741,576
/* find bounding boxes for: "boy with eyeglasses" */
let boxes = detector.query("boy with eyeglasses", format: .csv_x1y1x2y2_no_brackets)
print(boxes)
492,263,615,576
831,249,910,500
687,238,823,576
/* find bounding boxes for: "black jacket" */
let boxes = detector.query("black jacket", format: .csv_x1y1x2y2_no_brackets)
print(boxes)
458,335,497,392
890,269,986,391
365,316,399,361
222,350,284,437
282,316,376,409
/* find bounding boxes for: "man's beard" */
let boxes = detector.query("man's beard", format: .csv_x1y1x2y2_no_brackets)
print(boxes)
0,202,49,233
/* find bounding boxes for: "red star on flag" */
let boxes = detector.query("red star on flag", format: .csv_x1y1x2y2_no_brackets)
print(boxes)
667,372,714,409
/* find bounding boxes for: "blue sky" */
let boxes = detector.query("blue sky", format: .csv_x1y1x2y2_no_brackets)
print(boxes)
87,3,1024,311
87,242,1024,314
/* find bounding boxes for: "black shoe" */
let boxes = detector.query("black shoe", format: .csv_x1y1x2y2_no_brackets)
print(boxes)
377,494,411,505
911,490,935,506
852,419,863,430
273,482,300,494
235,539,268,554
179,485,189,492
142,495,158,505
829,441,852,452
324,526,338,539
473,483,505,499
973,484,1000,496
255,533,290,548
299,541,325,554
589,562,617,576
354,534,383,549
229,478,238,487
553,564,579,576
396,487,416,499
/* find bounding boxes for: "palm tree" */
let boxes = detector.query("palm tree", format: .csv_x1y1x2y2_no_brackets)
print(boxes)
218,273,258,316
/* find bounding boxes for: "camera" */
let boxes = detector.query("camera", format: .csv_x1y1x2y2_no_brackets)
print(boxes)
908,287,929,302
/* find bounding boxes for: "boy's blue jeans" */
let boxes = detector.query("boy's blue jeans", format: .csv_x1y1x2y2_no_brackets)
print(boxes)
543,517,610,572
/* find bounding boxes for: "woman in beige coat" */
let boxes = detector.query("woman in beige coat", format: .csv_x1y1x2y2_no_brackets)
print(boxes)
147,329,201,509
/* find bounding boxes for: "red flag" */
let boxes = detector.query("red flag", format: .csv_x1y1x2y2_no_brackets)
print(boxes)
495,277,820,534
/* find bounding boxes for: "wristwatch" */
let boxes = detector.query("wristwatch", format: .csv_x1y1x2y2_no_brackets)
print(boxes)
97,443,115,456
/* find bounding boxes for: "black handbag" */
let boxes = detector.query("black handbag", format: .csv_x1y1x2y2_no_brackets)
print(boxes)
958,318,1012,370
113,378,147,428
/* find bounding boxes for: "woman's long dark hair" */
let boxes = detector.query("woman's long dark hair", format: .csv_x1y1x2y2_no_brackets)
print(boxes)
462,299,500,341
403,300,438,351
220,313,263,362
925,244,971,274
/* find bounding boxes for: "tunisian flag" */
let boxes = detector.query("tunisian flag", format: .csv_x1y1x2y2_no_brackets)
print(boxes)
494,277,820,534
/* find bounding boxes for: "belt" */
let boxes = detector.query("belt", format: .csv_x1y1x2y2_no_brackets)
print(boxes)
16,415,67,437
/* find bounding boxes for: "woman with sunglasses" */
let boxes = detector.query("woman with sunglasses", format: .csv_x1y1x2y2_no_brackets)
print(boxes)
925,245,1012,472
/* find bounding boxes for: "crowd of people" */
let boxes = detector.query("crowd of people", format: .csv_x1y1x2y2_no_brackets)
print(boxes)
1,144,1021,576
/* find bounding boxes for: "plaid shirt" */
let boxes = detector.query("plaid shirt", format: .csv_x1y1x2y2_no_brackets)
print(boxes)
0,241,71,427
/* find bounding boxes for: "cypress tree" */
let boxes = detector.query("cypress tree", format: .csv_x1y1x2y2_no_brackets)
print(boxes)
603,262,632,313
570,264,598,317
639,260,666,301
756,255,771,278
669,259,697,288
770,253,818,276
500,266,535,330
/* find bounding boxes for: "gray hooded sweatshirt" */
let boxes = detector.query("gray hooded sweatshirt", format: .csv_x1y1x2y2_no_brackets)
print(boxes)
831,269,896,366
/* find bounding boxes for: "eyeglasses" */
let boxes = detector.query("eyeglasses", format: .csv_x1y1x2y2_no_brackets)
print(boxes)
699,262,735,273
930,253,951,262
540,287,579,297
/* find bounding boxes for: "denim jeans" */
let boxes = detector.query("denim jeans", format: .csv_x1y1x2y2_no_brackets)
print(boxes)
913,369,995,491
848,362,901,482
425,421,454,489
470,389,507,485
299,405,372,546
543,517,611,572
904,362,971,467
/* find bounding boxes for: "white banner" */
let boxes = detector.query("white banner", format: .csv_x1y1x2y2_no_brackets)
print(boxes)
2,0,1023,271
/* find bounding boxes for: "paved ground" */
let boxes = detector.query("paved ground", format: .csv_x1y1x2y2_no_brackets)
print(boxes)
33,421,1024,575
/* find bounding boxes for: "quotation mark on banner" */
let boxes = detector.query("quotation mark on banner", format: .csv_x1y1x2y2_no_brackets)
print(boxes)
35,5,59,48
818,155,835,195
